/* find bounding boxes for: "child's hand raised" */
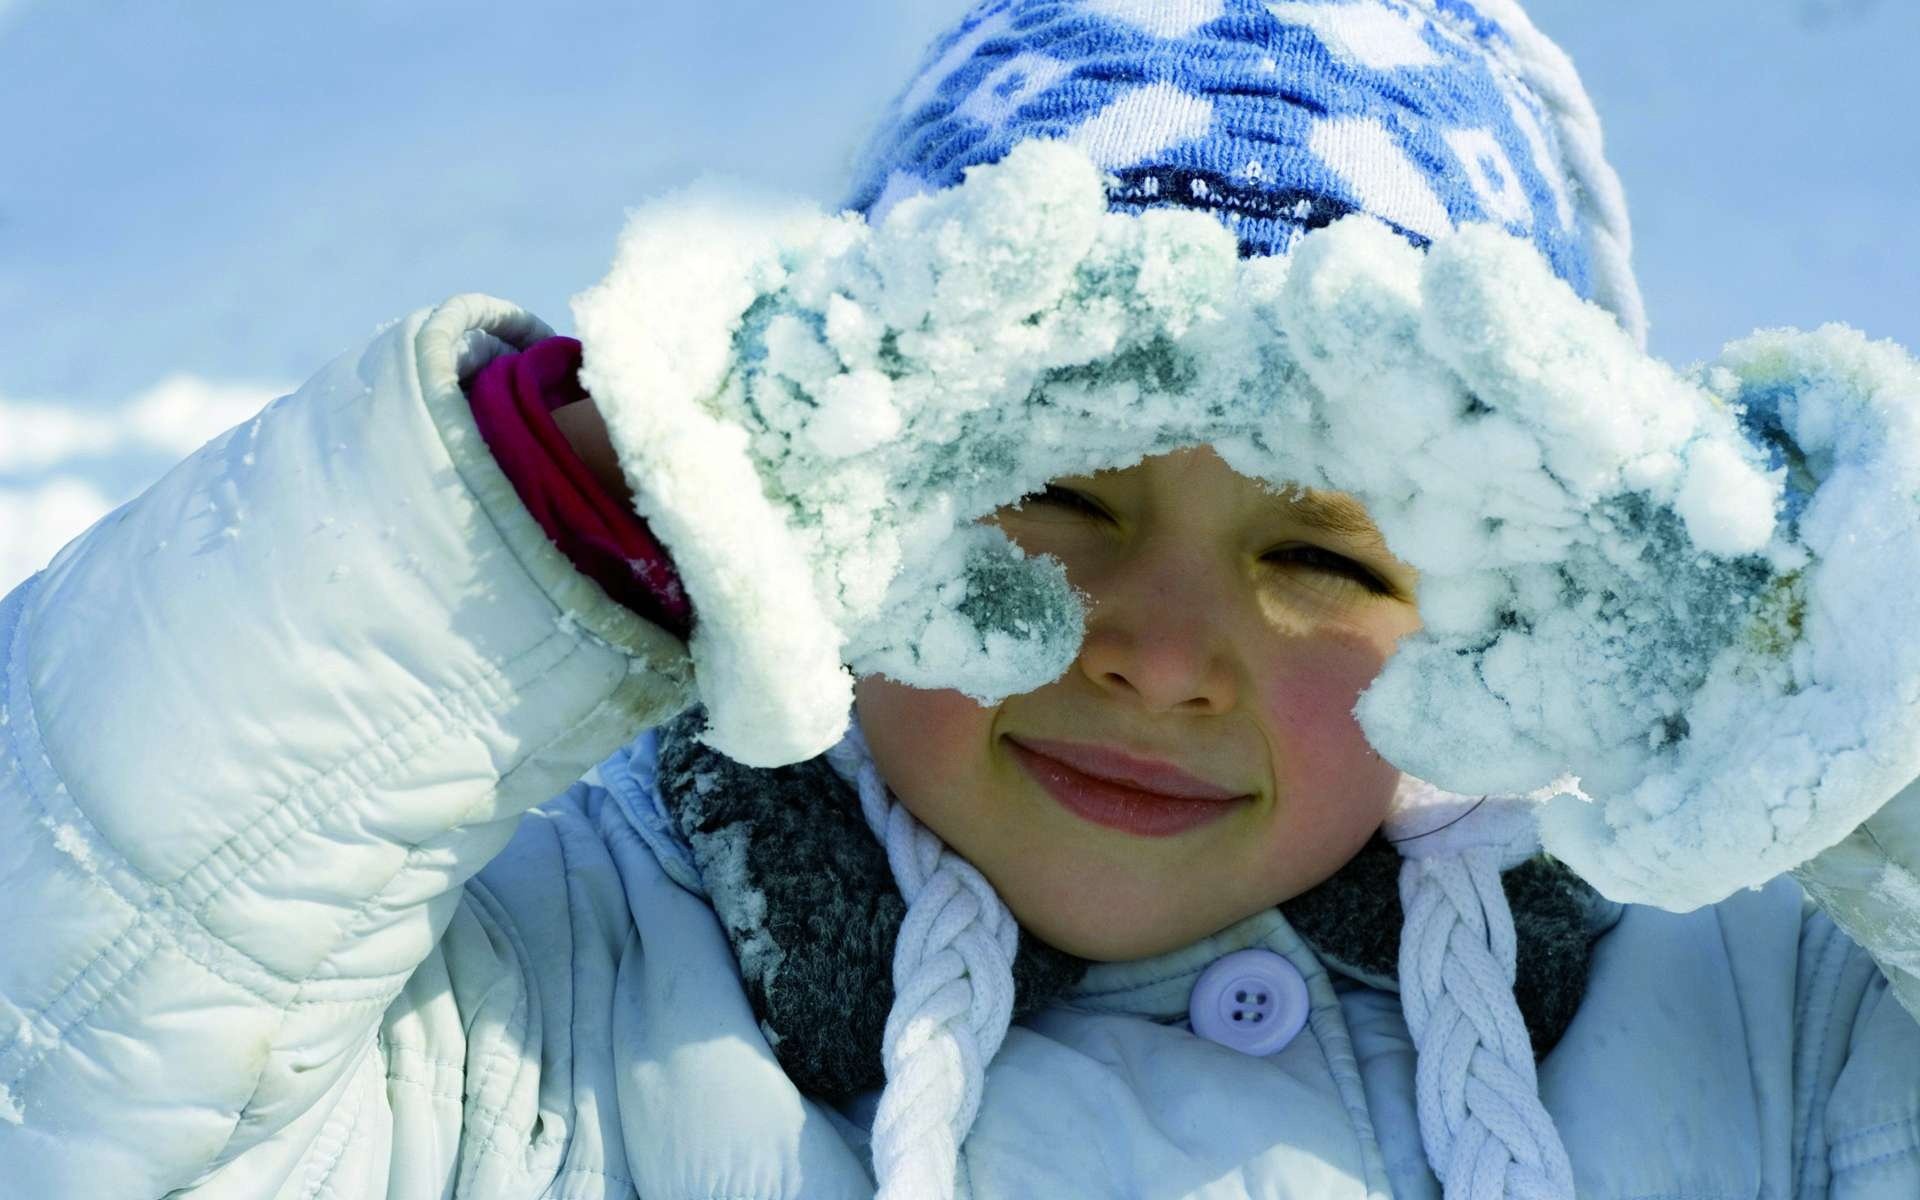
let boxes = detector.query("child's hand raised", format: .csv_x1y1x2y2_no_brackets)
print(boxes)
1277,218,1920,912
572,142,1152,766
1543,324,1920,910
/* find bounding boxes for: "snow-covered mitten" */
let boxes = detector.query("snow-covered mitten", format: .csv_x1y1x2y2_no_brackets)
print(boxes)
1552,326,1920,909
571,142,1262,766
1273,218,1920,911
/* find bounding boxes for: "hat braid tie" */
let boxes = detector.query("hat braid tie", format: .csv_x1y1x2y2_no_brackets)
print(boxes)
1398,847,1576,1199
825,720,1019,1200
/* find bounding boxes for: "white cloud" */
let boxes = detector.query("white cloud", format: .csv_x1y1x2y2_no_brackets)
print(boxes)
0,372,286,592
0,400,100,474
0,477,111,591
121,374,285,455
0,374,285,472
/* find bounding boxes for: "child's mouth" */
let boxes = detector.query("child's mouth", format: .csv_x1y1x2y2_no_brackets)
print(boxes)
1005,737,1251,837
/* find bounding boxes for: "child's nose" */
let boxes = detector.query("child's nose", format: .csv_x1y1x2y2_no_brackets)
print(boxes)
1073,554,1240,715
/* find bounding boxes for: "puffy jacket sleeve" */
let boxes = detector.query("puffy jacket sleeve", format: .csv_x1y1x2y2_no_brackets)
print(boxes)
1790,779,1920,1194
1795,779,1920,1027
0,294,695,1196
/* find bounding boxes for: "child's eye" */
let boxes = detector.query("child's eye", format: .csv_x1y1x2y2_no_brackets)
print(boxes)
1021,484,1110,521
1264,544,1393,596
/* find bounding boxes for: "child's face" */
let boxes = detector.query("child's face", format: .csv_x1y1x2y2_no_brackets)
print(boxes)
854,446,1423,961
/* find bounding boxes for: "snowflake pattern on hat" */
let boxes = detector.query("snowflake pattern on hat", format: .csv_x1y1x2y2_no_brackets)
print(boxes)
844,0,1593,296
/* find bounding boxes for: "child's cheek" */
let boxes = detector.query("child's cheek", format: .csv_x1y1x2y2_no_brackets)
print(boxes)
853,677,995,801
1253,634,1401,812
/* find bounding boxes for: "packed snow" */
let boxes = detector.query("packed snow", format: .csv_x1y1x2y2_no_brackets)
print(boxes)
575,139,1920,911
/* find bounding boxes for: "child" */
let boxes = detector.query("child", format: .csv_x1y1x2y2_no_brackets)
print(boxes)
3,2,1916,1198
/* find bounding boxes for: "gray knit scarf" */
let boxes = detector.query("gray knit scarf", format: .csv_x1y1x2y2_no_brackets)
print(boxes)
652,710,1612,1100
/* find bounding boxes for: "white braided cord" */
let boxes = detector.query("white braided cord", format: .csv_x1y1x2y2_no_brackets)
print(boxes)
1463,0,1648,348
825,718,1019,1200
1398,847,1576,1199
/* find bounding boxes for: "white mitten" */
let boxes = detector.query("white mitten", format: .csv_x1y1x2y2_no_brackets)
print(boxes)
1282,221,1920,912
573,141,1263,766
1538,325,1920,909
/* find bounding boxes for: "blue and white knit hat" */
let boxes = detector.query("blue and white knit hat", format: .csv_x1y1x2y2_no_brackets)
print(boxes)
845,0,1645,346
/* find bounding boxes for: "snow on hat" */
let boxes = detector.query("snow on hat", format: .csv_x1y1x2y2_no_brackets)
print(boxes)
829,2,1633,1196
845,0,1645,347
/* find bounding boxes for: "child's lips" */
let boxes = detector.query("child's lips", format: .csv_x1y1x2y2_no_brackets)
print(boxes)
1005,736,1246,799
1005,737,1251,838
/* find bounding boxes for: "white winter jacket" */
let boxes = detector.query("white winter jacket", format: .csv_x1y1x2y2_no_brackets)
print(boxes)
3,295,1917,1199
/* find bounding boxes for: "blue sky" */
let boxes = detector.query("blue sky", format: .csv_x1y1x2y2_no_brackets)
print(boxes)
2,0,1915,585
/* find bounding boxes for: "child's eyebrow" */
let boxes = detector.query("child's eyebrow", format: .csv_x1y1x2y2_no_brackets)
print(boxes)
1265,489,1389,550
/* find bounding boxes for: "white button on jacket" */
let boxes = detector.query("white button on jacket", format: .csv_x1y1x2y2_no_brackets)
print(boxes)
1190,947,1312,1056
